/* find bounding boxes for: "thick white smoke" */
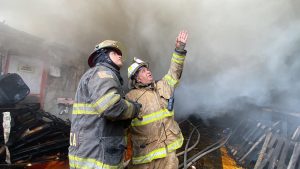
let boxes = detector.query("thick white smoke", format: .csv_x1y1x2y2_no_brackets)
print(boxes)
0,0,299,119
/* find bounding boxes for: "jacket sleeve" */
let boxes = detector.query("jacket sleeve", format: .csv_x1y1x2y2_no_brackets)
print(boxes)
162,49,187,89
88,70,136,121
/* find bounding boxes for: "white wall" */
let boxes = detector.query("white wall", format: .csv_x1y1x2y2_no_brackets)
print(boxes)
7,55,43,94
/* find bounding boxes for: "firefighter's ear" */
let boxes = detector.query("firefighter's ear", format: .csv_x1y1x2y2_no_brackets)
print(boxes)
136,76,142,83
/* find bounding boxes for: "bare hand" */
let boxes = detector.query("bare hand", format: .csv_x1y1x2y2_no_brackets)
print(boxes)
176,30,188,48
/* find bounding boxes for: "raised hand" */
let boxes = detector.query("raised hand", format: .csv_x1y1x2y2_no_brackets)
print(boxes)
176,30,188,49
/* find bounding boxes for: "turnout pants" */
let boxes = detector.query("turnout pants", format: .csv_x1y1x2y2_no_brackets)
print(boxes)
130,152,178,169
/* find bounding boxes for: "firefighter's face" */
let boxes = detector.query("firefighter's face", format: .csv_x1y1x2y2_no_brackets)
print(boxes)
109,51,123,67
136,67,153,85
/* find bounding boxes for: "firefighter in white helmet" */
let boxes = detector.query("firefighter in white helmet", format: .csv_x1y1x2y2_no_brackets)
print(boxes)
69,40,141,169
126,31,188,169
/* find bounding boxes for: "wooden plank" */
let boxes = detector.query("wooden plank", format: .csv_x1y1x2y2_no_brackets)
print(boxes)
239,134,266,162
277,138,290,169
291,127,300,141
237,129,265,159
268,136,284,169
287,142,300,169
254,132,272,169
243,123,261,141
256,148,274,169
244,123,262,141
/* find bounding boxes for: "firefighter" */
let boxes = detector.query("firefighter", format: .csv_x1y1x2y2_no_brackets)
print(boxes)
126,31,188,169
68,40,141,169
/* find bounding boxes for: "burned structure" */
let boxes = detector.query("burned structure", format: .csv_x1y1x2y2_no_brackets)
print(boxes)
175,108,300,169
0,73,70,168
0,22,85,120
0,23,83,168
226,109,300,169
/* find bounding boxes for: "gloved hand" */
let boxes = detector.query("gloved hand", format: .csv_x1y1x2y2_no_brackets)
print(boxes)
176,41,186,51
132,101,143,121
175,30,188,53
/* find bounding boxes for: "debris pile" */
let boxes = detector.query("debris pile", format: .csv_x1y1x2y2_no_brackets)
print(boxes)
226,111,300,169
0,73,70,168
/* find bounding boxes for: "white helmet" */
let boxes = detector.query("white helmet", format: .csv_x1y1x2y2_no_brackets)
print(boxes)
128,57,148,79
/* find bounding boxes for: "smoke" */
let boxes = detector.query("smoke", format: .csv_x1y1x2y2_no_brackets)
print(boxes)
0,0,300,118
175,0,300,118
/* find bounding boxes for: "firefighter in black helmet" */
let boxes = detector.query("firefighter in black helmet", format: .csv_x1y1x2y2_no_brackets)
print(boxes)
69,40,141,169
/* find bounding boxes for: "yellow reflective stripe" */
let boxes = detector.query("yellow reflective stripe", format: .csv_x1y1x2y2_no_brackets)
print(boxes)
72,109,98,115
125,100,134,118
73,103,93,108
163,74,179,87
128,64,134,74
94,94,120,113
132,147,167,164
172,58,184,64
132,136,183,164
93,91,118,108
69,154,122,169
173,52,185,59
72,91,120,115
172,53,185,64
72,103,96,115
167,134,184,153
70,163,94,169
131,109,174,127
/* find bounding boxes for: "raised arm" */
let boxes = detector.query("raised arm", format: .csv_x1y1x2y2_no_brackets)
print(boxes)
163,30,188,88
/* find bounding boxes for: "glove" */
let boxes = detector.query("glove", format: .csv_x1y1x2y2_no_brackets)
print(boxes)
175,42,187,55
176,41,186,51
131,101,143,121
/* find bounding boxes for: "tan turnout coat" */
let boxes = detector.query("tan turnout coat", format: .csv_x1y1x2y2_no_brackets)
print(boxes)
126,49,187,165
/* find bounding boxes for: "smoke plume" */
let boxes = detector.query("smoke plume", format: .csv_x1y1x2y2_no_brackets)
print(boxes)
0,0,300,119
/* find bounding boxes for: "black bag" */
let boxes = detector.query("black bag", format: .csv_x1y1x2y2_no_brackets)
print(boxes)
0,73,30,106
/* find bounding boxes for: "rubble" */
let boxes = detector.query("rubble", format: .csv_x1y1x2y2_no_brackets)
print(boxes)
226,109,300,169
0,73,69,168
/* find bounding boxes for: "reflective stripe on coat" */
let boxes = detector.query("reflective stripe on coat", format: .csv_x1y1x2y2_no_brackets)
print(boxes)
69,63,136,169
126,50,186,165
